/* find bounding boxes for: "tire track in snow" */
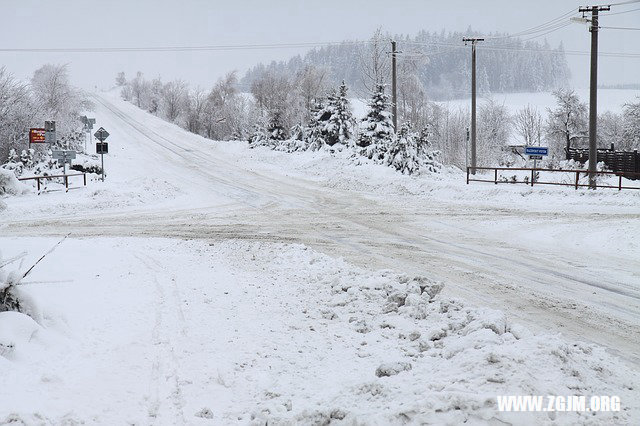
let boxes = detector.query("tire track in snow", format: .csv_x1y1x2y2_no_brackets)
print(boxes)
135,253,187,425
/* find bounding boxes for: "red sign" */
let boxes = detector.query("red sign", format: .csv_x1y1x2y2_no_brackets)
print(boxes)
29,128,46,143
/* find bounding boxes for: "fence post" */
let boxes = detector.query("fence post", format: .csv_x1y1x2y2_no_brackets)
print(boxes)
531,169,534,187
466,167,469,184
619,174,622,191
494,168,498,184
575,171,579,190
37,177,40,192
83,173,87,186
65,175,68,192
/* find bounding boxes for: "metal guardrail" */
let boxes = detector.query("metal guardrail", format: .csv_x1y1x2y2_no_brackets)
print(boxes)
18,173,87,193
466,167,640,190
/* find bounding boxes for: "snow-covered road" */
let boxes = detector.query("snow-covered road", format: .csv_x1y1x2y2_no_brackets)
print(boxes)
1,91,639,423
4,92,638,366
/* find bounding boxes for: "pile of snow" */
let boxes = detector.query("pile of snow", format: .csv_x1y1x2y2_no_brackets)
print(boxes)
237,242,638,425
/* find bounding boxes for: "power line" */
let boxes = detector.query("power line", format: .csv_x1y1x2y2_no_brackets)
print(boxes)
601,6,640,14
608,0,640,5
404,39,640,58
483,8,577,40
600,25,640,29
0,40,372,53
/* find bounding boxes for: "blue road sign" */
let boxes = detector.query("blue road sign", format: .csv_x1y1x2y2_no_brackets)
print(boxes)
525,146,548,156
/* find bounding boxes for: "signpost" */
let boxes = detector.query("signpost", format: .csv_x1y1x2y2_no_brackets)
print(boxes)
524,146,548,184
80,116,96,152
94,127,109,181
29,128,46,144
44,121,56,144
51,149,76,176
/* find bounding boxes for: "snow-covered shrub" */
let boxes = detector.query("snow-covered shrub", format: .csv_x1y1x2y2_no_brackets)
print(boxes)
0,168,29,195
2,149,23,177
70,156,103,175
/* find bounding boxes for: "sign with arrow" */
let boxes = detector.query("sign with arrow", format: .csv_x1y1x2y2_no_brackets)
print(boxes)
94,127,110,142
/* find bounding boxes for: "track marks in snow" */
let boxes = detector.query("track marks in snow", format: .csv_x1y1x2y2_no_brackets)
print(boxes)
135,253,187,424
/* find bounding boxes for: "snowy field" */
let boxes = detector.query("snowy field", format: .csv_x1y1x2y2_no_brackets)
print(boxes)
350,88,640,119
1,91,639,424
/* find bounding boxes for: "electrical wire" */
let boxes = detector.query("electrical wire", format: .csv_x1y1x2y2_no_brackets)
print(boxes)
607,0,640,5
600,6,640,14
600,25,640,29
483,8,577,40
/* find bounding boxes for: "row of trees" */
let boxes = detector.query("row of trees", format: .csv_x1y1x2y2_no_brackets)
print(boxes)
120,63,640,173
0,64,89,175
118,71,251,140
249,82,440,175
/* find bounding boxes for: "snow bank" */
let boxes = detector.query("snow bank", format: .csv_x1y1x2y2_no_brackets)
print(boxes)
217,241,638,425
0,168,29,196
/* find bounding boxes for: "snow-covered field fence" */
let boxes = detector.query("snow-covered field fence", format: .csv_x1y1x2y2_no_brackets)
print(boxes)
17,172,87,193
467,167,640,191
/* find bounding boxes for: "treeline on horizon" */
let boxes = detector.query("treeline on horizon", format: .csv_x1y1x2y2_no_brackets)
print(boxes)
240,28,571,100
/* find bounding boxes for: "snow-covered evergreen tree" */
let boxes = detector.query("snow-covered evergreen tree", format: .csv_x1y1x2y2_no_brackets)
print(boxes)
321,82,355,146
386,124,421,174
415,127,441,173
304,102,326,151
19,149,34,170
249,111,287,149
358,84,395,161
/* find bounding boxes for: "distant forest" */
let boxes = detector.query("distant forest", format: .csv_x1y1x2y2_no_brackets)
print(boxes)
240,29,571,100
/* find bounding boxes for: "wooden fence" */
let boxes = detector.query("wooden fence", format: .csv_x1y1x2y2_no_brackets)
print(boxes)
566,145,640,180
467,167,640,190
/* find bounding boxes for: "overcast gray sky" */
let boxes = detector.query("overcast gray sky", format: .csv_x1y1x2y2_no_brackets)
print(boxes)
1,0,638,92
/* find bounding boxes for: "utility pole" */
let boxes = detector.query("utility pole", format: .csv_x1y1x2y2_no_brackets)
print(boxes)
579,5,609,189
463,38,483,175
391,40,398,131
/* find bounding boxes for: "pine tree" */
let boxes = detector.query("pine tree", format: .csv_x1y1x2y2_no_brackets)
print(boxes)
417,127,442,173
249,110,287,149
304,101,327,151
20,149,34,169
322,81,356,146
358,83,395,161
267,110,287,142
386,124,421,174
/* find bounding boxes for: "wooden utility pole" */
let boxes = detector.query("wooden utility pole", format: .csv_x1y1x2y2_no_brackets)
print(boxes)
463,38,483,174
579,5,610,189
391,40,398,130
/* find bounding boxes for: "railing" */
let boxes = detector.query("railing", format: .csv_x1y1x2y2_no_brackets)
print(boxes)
18,173,87,193
466,167,640,190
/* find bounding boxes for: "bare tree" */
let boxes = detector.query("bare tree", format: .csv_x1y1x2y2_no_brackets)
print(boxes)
358,28,391,95
545,88,587,157
295,65,329,122
0,68,39,162
162,80,187,123
478,99,511,166
622,99,640,150
514,105,542,146
31,64,75,119
184,87,207,134
115,72,126,87
130,71,148,109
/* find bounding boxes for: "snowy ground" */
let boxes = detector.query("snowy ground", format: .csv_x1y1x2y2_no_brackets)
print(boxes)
1,90,639,424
